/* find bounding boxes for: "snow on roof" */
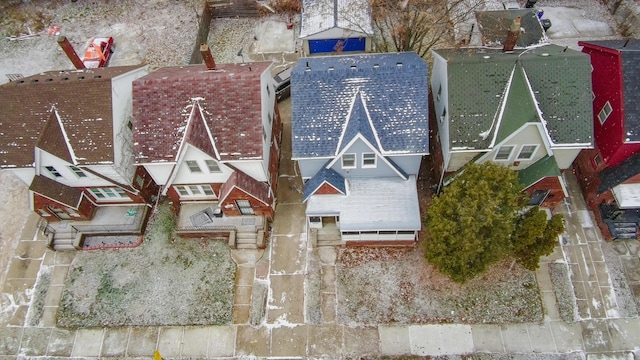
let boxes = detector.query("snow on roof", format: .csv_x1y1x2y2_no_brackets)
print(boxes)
305,176,421,231
612,184,640,209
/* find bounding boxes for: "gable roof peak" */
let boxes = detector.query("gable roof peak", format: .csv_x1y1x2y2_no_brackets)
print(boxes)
335,91,381,153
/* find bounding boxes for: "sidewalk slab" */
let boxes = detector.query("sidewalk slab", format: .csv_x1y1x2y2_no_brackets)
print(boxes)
101,327,129,357
307,324,342,357
501,324,531,353
18,327,50,356
71,328,103,357
549,321,584,352
236,325,270,358
46,328,75,357
581,320,612,352
606,318,640,351
0,327,22,355
181,327,211,358
409,324,473,356
126,327,158,357
271,324,307,357
527,322,557,353
379,325,411,356
207,326,236,358
157,327,183,358
471,324,504,353
270,235,307,275
343,326,379,357
267,274,305,324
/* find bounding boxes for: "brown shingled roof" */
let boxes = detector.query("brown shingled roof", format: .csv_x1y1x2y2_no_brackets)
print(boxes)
132,62,272,163
29,174,84,209
219,170,271,205
0,65,144,168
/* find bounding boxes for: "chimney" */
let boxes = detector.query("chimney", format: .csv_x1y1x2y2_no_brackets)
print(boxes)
200,43,216,70
57,36,85,70
503,16,522,52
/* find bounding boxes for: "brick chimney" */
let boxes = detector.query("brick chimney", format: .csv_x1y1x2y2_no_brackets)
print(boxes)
200,43,216,70
57,36,85,70
503,16,522,52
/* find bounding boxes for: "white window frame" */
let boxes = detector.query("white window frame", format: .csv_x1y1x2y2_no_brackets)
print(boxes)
598,101,613,125
205,160,221,173
173,184,216,198
45,166,62,178
69,165,87,178
516,145,539,160
494,145,515,161
185,160,202,173
362,153,376,168
341,153,356,169
89,187,129,200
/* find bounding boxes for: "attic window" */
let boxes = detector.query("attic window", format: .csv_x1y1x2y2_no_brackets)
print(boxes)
205,160,221,173
598,101,613,125
494,145,514,161
45,166,62,178
186,160,202,173
342,153,356,169
516,145,538,160
69,166,87,178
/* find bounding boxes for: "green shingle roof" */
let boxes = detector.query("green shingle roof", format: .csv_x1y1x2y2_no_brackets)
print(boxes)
434,45,593,150
518,155,561,188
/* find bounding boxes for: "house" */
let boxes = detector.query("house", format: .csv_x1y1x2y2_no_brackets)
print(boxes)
430,45,593,209
299,0,373,55
0,65,156,250
291,52,429,246
131,47,281,244
572,39,640,239
471,9,548,47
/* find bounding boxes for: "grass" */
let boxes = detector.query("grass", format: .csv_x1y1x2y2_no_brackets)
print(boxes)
57,203,236,328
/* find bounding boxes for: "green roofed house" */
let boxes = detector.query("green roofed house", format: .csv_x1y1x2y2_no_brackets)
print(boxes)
431,44,593,209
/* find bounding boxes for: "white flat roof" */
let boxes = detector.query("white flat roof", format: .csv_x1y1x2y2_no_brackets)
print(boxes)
306,176,421,231
612,183,640,209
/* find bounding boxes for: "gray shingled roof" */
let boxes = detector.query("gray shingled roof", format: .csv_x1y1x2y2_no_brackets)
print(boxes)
433,45,593,149
302,165,345,202
581,40,640,142
291,52,429,159
597,151,640,194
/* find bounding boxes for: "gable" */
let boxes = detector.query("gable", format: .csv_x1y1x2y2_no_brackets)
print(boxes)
36,110,75,164
494,65,541,144
132,62,272,163
291,52,429,159
0,65,143,168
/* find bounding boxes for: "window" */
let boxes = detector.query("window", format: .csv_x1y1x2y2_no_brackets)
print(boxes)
592,154,603,169
436,84,442,101
136,175,144,188
362,153,376,167
186,160,201,173
173,184,215,197
89,187,129,200
440,107,447,123
236,199,254,215
205,160,221,173
45,166,62,177
598,101,613,124
69,166,87,178
342,153,356,168
516,145,538,160
494,145,514,161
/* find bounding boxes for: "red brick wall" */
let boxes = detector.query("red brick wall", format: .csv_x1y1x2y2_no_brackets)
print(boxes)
220,187,273,218
132,166,160,203
314,183,341,195
524,176,565,210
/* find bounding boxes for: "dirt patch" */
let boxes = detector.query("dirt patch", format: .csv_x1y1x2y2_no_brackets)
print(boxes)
336,246,543,325
57,203,236,328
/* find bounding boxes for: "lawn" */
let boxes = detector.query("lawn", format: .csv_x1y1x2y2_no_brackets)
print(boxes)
57,203,236,328
336,247,543,324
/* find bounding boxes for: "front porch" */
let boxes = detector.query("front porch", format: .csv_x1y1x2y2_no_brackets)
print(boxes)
45,204,150,251
176,202,266,249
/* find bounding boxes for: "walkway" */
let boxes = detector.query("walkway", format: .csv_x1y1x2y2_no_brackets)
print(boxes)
1,100,640,357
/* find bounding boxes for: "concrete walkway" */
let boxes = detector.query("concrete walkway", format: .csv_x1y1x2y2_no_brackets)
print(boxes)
1,100,640,358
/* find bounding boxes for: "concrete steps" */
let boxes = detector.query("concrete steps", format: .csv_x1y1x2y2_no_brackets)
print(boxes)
50,230,83,251
236,232,258,249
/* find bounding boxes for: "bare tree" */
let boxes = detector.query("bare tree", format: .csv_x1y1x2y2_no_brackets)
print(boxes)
370,0,484,58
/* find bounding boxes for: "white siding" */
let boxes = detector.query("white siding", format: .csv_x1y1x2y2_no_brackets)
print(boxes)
173,145,233,184
430,53,451,171
228,160,269,182
143,163,174,186
478,124,549,170
37,150,114,187
552,147,583,170
260,66,276,182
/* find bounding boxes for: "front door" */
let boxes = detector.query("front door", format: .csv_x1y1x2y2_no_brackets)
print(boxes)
236,200,255,215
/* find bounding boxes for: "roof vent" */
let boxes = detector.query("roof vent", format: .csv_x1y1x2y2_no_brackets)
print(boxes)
396,62,403,67
31,79,39,83
373,63,379,68
62,77,69,81
541,53,550,57
483,55,491,59
94,75,102,79
45,78,53,82
78,76,85,80
328,67,334,71
350,65,357,70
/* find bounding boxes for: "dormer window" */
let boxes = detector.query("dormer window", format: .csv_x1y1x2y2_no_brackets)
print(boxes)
494,145,514,161
342,153,356,169
186,160,202,173
362,153,376,168
205,159,221,173
516,145,538,160
69,166,87,178
45,166,62,178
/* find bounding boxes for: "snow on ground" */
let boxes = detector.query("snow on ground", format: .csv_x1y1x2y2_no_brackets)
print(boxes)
0,171,31,288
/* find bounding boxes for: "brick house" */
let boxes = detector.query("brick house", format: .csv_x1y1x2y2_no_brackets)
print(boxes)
0,65,157,250
430,45,593,210
572,40,640,239
132,55,281,242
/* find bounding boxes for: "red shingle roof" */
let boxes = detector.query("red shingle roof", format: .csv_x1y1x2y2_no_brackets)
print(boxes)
132,62,272,163
0,66,144,168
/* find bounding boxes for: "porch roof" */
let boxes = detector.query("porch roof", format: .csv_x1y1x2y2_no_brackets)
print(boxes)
306,176,421,231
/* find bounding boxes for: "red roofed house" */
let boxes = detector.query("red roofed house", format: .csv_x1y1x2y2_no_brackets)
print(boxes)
0,65,158,251
572,40,640,239
132,58,282,246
